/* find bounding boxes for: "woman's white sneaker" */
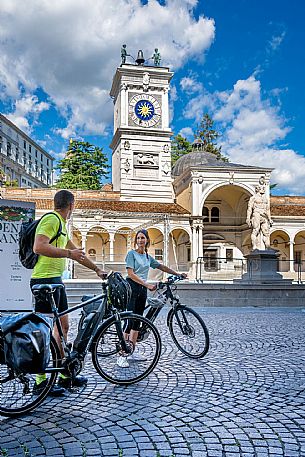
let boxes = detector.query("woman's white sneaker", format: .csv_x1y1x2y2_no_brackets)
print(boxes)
117,356,129,368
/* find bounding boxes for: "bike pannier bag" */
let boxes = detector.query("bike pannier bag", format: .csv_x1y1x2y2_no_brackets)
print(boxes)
73,296,106,353
19,212,62,269
0,313,53,373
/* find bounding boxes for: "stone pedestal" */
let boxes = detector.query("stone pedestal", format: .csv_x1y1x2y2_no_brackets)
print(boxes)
237,249,293,284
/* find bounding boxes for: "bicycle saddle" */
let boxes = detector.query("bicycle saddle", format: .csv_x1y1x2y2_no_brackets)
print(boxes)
31,284,64,294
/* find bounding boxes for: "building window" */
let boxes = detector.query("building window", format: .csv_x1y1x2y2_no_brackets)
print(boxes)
41,153,43,161
7,142,11,157
226,249,233,262
23,140,26,149
29,145,31,153
211,207,220,223
202,206,209,222
47,158,49,166
0,136,2,152
35,149,38,158
155,249,163,261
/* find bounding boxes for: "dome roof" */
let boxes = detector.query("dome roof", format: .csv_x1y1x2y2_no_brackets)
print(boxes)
172,151,220,176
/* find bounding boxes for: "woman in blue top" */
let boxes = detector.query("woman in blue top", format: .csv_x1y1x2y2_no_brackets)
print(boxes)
117,228,186,367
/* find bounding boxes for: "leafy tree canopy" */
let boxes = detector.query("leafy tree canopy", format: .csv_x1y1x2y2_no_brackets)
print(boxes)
171,113,228,165
55,140,109,190
171,134,193,165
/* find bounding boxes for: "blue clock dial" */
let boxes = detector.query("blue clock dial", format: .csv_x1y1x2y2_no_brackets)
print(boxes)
135,100,155,121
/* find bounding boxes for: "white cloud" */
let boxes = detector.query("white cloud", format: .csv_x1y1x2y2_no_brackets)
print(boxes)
179,126,194,139
0,0,215,139
180,76,203,94
269,31,286,52
182,74,305,194
6,95,49,134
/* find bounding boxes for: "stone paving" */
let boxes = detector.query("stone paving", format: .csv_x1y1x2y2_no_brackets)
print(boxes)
1,307,305,457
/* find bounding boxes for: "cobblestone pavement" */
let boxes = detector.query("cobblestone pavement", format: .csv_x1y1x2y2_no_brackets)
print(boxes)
1,307,305,457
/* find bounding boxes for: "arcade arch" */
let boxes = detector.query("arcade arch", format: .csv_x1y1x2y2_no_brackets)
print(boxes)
294,231,305,272
86,226,110,262
114,227,133,263
169,228,191,271
200,184,251,257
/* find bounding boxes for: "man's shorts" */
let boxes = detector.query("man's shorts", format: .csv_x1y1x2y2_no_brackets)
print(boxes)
30,277,68,314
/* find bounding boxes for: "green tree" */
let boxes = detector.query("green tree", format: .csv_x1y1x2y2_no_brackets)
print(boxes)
171,134,192,165
171,113,228,165
55,140,109,190
195,113,228,162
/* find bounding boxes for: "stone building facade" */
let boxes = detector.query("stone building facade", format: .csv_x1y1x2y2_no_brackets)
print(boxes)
0,113,53,188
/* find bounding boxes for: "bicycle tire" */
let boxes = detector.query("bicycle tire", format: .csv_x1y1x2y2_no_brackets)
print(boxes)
91,313,161,385
0,336,59,417
168,305,209,359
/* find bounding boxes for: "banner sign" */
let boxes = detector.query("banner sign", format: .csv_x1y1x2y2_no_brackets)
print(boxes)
0,199,35,311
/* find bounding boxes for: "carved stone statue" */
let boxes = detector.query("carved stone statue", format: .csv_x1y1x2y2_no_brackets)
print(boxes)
121,44,128,64
246,184,273,250
152,48,161,66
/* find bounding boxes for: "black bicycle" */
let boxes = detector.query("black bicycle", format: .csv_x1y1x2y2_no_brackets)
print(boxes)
0,276,161,417
140,275,209,359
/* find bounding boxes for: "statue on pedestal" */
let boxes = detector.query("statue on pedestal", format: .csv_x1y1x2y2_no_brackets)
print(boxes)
152,48,161,66
246,183,273,250
121,44,128,64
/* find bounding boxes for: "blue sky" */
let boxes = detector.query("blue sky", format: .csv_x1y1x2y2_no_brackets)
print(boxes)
0,0,305,194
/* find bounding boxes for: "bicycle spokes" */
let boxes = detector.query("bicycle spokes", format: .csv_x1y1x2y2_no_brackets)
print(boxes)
92,314,161,385
169,307,209,359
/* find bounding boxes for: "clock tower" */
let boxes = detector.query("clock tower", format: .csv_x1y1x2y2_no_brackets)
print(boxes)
110,61,174,202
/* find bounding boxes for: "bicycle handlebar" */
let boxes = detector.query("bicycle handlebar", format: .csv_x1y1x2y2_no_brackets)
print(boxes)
157,275,185,289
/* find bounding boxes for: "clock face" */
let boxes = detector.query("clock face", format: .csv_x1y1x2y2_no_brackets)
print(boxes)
129,94,161,127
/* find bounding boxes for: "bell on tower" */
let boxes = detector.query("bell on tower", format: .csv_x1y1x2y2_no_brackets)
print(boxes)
135,50,145,65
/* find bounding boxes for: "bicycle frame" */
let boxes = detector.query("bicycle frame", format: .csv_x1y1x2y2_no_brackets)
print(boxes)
42,283,132,376
144,276,181,323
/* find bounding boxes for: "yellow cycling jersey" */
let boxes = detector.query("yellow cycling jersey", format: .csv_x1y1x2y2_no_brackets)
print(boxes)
31,211,69,279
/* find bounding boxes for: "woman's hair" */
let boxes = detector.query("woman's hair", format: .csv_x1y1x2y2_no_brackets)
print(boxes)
134,229,150,258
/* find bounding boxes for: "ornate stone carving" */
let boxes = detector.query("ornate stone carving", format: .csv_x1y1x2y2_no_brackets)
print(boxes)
134,152,158,168
143,72,150,92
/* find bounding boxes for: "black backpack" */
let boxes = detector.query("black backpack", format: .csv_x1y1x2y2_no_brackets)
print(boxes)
19,212,63,269
0,312,53,374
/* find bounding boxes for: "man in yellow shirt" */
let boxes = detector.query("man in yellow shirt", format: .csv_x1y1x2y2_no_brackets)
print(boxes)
31,189,106,395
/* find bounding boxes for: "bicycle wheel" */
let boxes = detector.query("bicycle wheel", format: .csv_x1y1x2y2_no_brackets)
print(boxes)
0,336,59,417
168,305,209,359
91,313,161,385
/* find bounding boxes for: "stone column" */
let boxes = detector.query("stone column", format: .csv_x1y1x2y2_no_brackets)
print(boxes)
289,241,294,272
190,218,204,279
198,224,203,258
80,232,87,251
109,232,115,262
163,217,169,267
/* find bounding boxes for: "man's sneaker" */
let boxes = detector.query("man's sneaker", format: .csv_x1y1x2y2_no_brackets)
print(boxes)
33,380,66,397
129,351,147,362
117,356,129,368
58,375,88,388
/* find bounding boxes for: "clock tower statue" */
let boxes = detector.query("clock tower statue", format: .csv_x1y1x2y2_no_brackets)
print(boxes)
109,51,174,202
